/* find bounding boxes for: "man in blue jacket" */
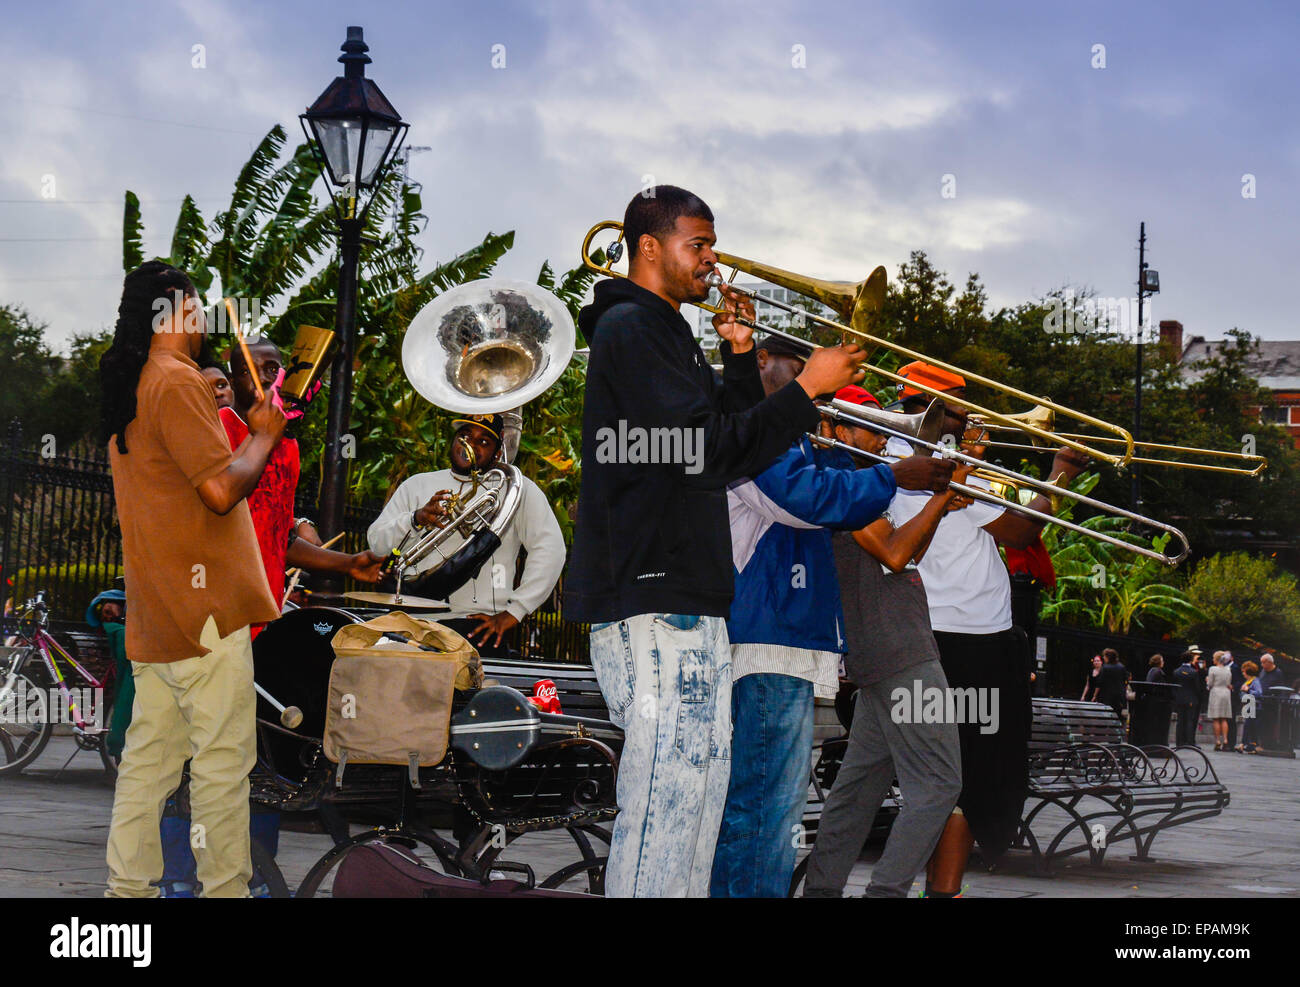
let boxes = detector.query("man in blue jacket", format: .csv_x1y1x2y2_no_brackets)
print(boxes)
711,342,898,898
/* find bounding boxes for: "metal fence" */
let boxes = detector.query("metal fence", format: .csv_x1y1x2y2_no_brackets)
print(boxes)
1,419,589,662
1,421,122,632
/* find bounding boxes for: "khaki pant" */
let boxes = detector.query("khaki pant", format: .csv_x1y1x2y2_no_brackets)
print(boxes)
105,616,256,898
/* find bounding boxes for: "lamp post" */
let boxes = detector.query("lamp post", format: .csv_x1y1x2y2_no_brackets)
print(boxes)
301,26,407,553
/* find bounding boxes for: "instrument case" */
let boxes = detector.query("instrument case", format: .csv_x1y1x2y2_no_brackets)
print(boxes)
332,842,593,898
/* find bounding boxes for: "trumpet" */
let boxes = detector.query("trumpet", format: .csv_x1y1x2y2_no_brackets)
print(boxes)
816,398,1191,566
968,406,1268,477
581,221,1137,466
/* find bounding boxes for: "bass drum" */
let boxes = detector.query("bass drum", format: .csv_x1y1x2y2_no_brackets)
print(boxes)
252,606,380,785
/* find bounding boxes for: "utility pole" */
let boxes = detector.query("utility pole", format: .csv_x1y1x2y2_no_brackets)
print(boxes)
392,145,431,234
1132,222,1160,512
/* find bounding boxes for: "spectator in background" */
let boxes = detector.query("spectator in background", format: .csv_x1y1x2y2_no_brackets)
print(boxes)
199,363,234,410
1081,654,1103,701
1172,650,1204,747
1258,654,1286,691
1206,653,1234,751
1237,661,1263,753
86,590,128,760
1146,653,1166,683
1221,651,1245,749
1094,647,1130,720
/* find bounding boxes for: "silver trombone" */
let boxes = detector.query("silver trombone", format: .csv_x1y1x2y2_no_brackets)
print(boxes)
814,399,1191,567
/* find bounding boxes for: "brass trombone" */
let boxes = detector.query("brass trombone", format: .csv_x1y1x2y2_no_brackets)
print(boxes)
581,220,1137,467
968,406,1268,477
815,399,1191,566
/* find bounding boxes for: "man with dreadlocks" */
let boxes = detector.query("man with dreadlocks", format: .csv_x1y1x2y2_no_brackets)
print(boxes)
99,261,284,898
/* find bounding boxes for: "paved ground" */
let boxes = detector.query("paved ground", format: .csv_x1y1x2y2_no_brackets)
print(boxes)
1,735,1295,898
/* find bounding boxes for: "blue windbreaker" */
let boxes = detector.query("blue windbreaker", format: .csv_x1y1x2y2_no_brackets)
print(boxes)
726,438,896,652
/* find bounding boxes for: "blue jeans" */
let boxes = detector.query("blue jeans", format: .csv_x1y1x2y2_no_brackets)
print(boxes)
710,672,814,898
589,614,732,898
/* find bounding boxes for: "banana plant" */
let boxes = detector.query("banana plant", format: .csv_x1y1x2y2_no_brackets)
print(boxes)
1038,480,1202,634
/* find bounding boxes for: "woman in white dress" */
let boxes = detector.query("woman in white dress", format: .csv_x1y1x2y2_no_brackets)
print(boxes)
1206,652,1233,751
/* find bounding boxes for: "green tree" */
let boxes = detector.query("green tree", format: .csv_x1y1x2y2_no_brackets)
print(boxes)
1179,552,1300,652
37,331,114,450
0,305,61,440
877,252,1300,556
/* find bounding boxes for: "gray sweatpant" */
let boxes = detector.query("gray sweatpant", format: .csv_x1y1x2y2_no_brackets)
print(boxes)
804,659,962,897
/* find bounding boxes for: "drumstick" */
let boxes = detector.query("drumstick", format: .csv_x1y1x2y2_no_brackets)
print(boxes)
255,682,304,730
281,531,349,608
226,298,264,402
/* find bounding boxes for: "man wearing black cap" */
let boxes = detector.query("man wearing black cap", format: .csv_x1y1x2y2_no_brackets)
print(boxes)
368,414,565,657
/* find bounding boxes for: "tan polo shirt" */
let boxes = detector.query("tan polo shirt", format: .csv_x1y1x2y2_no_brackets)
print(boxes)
109,349,279,661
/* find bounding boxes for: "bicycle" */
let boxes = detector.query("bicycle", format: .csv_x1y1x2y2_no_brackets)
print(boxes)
0,590,118,778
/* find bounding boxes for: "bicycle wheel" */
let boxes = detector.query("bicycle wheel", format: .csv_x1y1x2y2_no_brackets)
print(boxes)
0,668,55,775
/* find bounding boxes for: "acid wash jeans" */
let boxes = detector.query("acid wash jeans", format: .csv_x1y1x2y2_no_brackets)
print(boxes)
589,614,732,898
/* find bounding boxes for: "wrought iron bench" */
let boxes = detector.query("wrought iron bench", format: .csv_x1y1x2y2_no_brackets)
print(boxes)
792,694,1228,891
1017,698,1229,871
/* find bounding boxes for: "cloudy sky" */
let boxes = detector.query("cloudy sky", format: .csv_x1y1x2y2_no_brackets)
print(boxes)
3,0,1297,352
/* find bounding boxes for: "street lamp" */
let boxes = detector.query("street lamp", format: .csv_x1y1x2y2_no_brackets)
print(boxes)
301,25,407,553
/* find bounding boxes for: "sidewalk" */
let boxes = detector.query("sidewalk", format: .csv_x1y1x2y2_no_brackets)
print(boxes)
1,736,1296,897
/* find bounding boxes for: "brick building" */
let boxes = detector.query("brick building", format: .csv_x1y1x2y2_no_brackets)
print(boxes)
1162,319,1300,450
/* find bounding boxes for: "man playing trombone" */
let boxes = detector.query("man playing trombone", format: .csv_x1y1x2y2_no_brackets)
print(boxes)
713,350,954,898
888,361,1088,896
565,185,877,897
802,385,972,897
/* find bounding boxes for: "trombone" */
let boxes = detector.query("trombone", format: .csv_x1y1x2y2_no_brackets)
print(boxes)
968,406,1268,477
815,398,1191,566
582,220,1136,466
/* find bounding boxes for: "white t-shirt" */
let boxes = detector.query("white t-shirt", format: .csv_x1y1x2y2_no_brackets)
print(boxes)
885,437,1012,635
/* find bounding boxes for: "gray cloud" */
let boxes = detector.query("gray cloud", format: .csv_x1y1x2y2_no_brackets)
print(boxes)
2,0,1296,352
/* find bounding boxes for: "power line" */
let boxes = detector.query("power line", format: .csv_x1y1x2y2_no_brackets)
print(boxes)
0,196,228,204
17,96,264,137
0,275,122,283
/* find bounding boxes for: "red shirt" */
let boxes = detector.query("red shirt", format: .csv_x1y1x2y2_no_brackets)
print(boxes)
219,407,300,618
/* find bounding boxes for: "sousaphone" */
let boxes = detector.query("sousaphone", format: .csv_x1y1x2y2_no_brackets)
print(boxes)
386,279,575,602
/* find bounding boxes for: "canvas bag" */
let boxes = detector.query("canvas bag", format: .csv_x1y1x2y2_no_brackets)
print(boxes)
323,612,482,785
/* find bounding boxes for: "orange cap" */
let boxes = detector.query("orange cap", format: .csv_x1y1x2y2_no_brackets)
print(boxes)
896,361,965,400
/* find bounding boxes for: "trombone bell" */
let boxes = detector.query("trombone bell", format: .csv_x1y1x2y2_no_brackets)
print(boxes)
825,397,947,450
714,251,888,337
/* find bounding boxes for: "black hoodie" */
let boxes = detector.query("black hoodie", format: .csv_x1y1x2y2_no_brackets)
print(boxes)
564,278,820,623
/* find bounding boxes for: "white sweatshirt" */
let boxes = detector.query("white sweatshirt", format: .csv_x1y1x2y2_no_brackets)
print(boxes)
366,468,565,621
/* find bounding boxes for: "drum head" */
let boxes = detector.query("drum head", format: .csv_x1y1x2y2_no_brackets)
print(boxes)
253,606,365,784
